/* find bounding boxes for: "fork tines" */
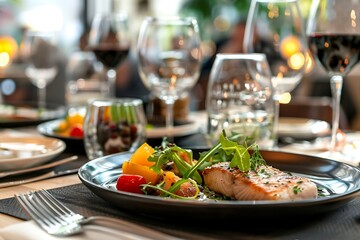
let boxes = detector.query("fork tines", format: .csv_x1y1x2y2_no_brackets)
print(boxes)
15,190,82,236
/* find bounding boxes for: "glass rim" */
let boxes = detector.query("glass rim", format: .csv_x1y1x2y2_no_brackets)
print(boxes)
255,0,298,2
94,11,128,19
215,53,268,62
87,98,143,107
142,16,198,25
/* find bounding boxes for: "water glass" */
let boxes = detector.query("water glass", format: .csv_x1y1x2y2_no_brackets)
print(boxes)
83,98,146,159
206,54,275,149
66,51,104,107
22,30,59,108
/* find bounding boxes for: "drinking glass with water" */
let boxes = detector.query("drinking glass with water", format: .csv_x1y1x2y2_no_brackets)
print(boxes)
206,54,275,149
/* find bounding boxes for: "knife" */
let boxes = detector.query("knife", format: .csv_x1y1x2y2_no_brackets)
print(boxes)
0,168,79,188
0,155,78,178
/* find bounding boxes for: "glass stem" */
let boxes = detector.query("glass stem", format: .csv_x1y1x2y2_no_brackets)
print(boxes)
330,75,343,152
0,86,3,105
273,95,281,149
38,84,46,109
164,99,175,142
107,69,117,98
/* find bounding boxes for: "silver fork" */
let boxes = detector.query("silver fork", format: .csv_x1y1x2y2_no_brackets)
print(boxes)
15,189,179,239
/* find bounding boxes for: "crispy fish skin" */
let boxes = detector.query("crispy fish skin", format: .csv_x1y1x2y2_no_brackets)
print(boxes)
202,162,318,200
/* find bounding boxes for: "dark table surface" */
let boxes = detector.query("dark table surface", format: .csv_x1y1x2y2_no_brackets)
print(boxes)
1,132,360,240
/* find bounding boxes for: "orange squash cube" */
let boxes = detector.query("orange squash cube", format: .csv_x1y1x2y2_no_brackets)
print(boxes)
162,171,179,191
130,142,155,167
122,161,159,184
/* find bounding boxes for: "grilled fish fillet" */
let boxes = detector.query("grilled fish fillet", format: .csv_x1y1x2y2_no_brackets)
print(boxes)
202,162,318,200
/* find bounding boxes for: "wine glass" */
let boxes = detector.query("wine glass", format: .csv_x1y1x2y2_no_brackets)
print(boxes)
206,53,275,148
87,12,131,98
23,30,58,108
243,0,307,146
307,0,360,153
137,17,202,135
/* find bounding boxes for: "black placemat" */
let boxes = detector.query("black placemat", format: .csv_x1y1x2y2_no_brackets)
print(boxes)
1,183,360,240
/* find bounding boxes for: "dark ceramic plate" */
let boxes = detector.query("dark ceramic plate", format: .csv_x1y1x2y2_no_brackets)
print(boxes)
78,149,360,220
0,102,66,128
37,119,84,153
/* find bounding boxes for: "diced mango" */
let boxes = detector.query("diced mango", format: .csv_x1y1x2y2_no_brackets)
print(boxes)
130,142,155,167
122,161,159,184
54,120,68,133
66,113,84,125
162,171,179,191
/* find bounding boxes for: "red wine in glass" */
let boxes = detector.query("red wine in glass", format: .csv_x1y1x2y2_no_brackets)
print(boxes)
307,0,360,154
308,34,360,75
88,45,129,69
88,12,130,97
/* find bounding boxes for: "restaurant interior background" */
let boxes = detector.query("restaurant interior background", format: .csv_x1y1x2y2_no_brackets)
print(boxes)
1,0,360,129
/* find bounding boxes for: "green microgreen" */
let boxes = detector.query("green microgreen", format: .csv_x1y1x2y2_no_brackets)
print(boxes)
293,185,303,194
184,131,266,179
143,131,266,199
148,139,202,184
317,187,326,197
141,178,200,200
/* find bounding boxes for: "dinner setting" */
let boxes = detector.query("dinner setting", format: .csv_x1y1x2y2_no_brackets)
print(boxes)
1,0,360,239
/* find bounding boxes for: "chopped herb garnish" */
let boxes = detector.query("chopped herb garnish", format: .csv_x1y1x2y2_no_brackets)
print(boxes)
141,178,200,200
293,185,303,194
142,131,267,199
184,131,266,179
317,187,326,197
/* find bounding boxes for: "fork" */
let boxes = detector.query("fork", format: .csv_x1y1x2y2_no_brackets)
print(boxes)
15,189,179,239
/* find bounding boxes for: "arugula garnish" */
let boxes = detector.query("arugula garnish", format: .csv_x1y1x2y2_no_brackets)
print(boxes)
148,142,202,184
184,131,266,179
220,133,250,171
142,131,266,199
141,178,200,200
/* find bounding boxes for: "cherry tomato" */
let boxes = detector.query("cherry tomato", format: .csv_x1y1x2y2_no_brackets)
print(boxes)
69,124,84,137
116,174,146,194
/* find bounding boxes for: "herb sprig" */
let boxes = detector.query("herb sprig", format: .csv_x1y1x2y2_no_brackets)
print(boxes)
184,131,266,179
141,178,200,199
148,142,202,184
141,131,266,199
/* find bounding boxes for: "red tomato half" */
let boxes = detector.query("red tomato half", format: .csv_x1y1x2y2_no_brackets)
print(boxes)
116,174,146,194
69,125,84,137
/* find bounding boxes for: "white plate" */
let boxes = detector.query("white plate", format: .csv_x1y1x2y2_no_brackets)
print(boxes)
146,114,201,138
0,136,66,171
278,117,330,139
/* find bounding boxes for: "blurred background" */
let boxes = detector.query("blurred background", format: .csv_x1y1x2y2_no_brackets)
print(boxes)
0,0,359,129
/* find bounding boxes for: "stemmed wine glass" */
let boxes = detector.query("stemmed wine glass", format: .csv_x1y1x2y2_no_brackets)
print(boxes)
206,54,274,148
87,12,131,98
137,17,202,135
23,30,58,108
243,0,307,146
307,0,360,154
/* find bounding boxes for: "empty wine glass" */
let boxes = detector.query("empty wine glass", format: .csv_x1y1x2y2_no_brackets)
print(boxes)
87,12,131,98
23,30,59,108
307,0,360,153
137,17,202,135
206,53,275,148
243,0,307,146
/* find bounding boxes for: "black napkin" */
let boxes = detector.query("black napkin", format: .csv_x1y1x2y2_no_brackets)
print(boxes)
1,183,360,240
